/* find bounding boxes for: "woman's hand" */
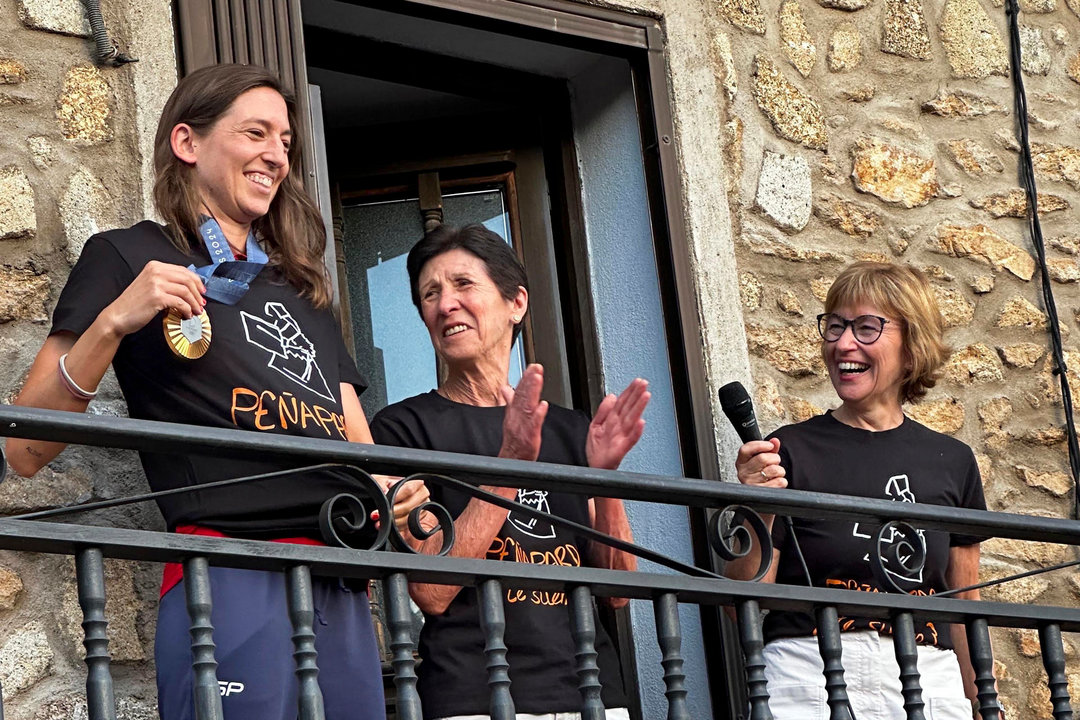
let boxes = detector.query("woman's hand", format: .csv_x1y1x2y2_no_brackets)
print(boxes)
735,437,787,488
101,261,206,337
586,378,650,470
498,364,548,462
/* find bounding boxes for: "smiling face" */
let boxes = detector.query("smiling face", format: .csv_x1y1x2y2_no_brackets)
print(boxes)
417,248,527,375
184,86,292,237
823,303,908,415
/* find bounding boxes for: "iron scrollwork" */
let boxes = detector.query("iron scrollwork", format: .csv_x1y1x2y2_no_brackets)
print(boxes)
385,474,455,556
870,520,927,594
708,505,774,583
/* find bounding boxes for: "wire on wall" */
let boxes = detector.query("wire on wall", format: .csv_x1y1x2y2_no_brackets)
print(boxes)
1003,0,1080,519
82,0,137,66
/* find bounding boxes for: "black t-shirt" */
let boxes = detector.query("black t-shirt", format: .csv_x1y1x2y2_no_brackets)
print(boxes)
763,412,987,649
370,391,627,718
52,221,368,538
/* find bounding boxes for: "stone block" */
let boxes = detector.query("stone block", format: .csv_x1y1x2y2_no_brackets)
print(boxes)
1048,259,1080,283
741,272,763,310
933,286,974,327
984,535,1069,565
1031,143,1080,191
752,54,828,151
1069,0,1080,18
719,0,767,34
57,65,111,144
882,0,932,59
905,397,964,434
1039,351,1080,404
922,89,1008,117
0,166,36,241
1049,23,1068,45
943,343,1004,384
0,621,53,697
27,136,55,170
1020,0,1055,9
970,189,1069,218
977,397,1012,431
17,0,89,36
716,32,737,102
840,85,875,102
0,566,23,611
0,265,49,323
997,342,1044,368
0,58,28,84
981,558,1049,603
814,193,881,238
940,0,1010,78
745,228,845,263
724,117,744,194
1023,425,1066,445
1019,25,1051,75
788,396,823,422
810,276,835,302
60,167,116,265
1069,51,1080,84
58,558,145,662
756,151,812,231
1049,236,1080,255
1015,465,1074,498
944,139,1004,176
931,224,1035,281
776,289,803,315
755,376,787,425
997,296,1046,330
828,22,862,72
746,323,825,376
780,1,816,78
0,463,92,512
970,275,994,294
851,137,939,208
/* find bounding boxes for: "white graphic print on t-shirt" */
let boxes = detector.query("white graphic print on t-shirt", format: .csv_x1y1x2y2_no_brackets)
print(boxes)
241,302,334,401
508,489,557,539
852,474,926,584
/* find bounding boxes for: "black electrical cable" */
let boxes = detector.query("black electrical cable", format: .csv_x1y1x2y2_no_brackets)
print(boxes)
81,0,137,66
1004,0,1080,519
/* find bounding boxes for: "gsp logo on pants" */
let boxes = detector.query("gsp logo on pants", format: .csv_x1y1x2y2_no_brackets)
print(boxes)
218,680,245,697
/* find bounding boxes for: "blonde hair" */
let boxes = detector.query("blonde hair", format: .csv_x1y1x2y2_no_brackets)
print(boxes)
824,262,949,403
152,64,331,308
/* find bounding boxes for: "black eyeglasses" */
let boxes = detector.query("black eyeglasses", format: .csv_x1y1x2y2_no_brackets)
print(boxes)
816,313,890,344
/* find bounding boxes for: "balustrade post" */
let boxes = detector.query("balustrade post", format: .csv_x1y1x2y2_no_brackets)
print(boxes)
736,599,773,720
183,556,224,720
891,612,925,720
76,547,116,720
479,579,515,720
385,572,422,720
286,565,325,720
568,585,604,720
653,592,690,720
1039,623,1073,720
966,618,1002,720
814,606,854,720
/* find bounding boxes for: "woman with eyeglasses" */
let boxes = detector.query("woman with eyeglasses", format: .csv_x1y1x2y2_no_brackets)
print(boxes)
725,262,996,720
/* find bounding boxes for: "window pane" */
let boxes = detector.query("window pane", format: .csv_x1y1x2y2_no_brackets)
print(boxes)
342,186,523,416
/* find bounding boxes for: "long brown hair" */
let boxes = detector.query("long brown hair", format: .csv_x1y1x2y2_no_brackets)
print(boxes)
152,64,330,308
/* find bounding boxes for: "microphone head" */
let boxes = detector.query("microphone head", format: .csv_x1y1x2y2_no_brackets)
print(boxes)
719,381,762,443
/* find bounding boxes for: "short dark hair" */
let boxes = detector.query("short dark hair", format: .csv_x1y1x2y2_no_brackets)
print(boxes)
407,224,529,342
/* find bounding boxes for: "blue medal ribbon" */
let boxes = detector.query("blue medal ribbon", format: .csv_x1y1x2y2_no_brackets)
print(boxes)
188,216,269,305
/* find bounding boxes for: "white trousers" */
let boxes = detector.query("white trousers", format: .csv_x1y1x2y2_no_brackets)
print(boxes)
436,708,631,720
763,631,971,720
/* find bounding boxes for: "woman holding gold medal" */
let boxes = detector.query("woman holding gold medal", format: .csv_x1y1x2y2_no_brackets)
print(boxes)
10,64,424,719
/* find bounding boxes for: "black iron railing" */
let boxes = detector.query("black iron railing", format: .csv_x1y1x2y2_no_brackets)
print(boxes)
0,404,1078,720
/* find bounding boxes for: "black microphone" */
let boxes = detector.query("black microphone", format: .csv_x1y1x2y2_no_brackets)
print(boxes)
719,381,761,443
718,380,814,587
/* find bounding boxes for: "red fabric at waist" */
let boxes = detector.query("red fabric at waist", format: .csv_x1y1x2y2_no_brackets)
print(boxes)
160,525,326,597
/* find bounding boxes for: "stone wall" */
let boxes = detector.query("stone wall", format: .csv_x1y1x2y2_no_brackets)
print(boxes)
0,0,1077,715
613,0,1080,713
0,0,173,717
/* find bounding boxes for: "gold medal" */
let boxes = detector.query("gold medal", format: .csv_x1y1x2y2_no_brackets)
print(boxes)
163,308,212,359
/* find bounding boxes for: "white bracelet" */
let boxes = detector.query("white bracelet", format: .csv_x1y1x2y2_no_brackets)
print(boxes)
58,353,98,401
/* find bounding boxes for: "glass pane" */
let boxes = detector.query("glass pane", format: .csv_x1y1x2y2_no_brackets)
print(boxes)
341,185,522,417
443,189,525,388
342,198,433,415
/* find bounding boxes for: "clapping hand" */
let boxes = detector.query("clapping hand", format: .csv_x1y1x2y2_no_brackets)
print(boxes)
498,364,548,462
586,378,650,471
